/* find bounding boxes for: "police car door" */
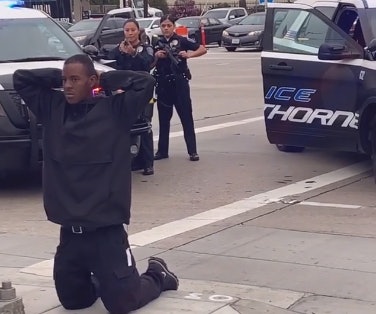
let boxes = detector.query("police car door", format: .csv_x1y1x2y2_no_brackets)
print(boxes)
262,2,363,151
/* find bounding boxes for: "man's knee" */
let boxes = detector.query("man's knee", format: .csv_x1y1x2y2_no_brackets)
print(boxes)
57,290,97,310
102,292,140,314
54,273,97,310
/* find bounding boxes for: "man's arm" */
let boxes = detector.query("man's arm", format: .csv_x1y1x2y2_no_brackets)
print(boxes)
13,68,63,119
100,70,155,127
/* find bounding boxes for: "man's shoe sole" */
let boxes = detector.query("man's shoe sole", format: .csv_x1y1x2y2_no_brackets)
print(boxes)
149,257,179,290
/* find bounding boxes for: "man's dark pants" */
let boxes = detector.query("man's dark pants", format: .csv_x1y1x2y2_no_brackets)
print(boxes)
53,225,163,314
156,76,197,155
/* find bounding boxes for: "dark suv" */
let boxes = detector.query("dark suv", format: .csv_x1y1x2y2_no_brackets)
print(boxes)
0,6,150,177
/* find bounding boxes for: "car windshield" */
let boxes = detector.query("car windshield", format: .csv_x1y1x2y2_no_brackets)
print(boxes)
204,10,227,19
239,14,265,25
137,19,153,29
69,19,101,31
176,18,200,28
0,17,83,62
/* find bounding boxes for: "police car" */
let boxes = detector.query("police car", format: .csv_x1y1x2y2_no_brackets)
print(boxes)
262,0,376,177
0,1,148,177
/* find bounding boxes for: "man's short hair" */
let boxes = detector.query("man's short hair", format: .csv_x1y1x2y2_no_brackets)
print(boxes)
64,54,97,77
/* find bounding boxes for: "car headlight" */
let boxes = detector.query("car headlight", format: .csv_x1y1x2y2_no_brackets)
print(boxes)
222,30,229,36
73,35,87,42
248,30,263,36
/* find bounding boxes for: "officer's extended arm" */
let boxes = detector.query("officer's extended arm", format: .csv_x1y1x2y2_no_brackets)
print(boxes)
100,70,155,126
13,68,62,120
180,44,207,59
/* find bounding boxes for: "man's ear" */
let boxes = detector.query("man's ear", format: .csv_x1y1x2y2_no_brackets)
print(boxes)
89,74,99,88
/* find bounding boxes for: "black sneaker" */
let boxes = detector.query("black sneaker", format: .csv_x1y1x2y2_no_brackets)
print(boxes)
148,257,179,291
189,153,199,161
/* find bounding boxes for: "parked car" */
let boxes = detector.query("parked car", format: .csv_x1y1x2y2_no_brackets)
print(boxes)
203,7,247,25
176,16,229,45
222,12,265,51
137,17,162,44
0,4,150,177
68,17,125,46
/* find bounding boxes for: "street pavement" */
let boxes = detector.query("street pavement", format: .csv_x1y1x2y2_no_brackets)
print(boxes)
2,161,376,314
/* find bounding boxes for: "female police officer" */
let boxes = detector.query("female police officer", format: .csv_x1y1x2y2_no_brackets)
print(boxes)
109,19,155,175
153,14,206,161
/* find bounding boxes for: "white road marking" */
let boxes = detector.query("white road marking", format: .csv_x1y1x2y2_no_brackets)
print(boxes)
153,116,263,141
129,161,369,246
20,160,370,277
300,201,362,209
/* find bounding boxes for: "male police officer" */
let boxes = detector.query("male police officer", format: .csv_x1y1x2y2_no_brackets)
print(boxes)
13,54,178,314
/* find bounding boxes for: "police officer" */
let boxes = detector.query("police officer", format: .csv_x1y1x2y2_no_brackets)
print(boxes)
13,54,178,314
109,18,155,175
153,14,207,161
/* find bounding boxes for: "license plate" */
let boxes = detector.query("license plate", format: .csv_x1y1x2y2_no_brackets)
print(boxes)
231,38,240,44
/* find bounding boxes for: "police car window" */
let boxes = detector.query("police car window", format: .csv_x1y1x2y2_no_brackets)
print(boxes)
315,6,336,19
0,17,82,61
365,9,376,39
273,9,346,55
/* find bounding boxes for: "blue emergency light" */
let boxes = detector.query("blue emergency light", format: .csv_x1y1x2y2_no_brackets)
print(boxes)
0,0,25,8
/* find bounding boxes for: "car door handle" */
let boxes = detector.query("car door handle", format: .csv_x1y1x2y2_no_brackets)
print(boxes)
269,64,293,71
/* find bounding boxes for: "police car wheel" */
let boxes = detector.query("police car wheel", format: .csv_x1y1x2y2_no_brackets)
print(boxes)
225,47,236,52
275,144,305,153
369,117,376,182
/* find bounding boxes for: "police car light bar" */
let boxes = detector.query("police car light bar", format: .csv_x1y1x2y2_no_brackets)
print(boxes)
0,0,25,8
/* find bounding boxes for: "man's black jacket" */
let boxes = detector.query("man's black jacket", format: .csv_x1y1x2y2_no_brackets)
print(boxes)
13,69,155,228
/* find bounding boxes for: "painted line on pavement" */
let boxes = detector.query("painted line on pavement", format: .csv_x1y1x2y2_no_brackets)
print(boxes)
20,160,370,277
153,116,263,141
129,161,370,246
300,201,362,209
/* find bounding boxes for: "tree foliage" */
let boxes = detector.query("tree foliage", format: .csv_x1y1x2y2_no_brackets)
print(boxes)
169,0,200,18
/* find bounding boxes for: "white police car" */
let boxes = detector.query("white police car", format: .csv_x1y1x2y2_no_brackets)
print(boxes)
262,0,376,178
0,1,147,177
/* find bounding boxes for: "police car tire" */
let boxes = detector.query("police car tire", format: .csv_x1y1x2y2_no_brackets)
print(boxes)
275,144,305,153
369,116,376,182
225,47,236,52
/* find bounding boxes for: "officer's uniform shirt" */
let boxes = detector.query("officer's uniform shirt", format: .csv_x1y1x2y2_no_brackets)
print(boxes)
109,42,154,72
155,33,200,75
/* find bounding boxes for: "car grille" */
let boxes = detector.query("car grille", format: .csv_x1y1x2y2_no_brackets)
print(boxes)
229,32,248,37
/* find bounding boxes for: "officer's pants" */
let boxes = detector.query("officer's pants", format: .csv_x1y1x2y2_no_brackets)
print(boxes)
133,102,154,169
53,225,163,314
156,76,197,155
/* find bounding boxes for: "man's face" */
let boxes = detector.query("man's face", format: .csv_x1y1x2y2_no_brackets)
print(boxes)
62,63,97,104
160,20,175,38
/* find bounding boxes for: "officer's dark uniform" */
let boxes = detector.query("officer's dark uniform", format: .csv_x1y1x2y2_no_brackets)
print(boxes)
109,42,155,173
153,33,199,157
13,68,164,314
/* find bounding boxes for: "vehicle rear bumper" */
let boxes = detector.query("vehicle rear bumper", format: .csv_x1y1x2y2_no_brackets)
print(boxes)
222,35,262,48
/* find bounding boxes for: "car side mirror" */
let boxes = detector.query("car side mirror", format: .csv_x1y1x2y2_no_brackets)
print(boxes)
152,24,159,29
83,45,100,59
318,43,361,60
367,38,376,53
229,15,235,20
